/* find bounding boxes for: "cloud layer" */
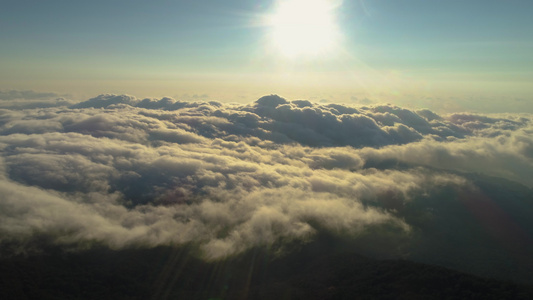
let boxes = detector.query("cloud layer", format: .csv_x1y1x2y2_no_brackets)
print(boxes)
0,94,532,265
0,90,73,109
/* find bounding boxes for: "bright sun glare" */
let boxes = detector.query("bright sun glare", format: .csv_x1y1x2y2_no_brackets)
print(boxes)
267,0,342,58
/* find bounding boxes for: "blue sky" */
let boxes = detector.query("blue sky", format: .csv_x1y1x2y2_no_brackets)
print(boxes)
1,0,532,111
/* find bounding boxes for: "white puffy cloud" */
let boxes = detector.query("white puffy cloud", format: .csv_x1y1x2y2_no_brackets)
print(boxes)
0,93,532,266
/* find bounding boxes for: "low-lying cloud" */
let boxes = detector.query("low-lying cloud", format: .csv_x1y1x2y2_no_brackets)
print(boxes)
0,93,532,264
0,90,73,109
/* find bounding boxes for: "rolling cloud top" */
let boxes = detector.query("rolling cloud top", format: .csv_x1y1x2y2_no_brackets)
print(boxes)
0,94,532,265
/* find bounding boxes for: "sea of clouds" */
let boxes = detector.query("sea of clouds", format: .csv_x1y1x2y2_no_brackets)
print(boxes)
0,92,532,278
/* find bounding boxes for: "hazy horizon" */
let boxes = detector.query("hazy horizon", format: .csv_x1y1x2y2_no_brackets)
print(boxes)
2,0,532,113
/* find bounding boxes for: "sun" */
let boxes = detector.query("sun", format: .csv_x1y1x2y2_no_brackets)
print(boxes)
266,0,342,58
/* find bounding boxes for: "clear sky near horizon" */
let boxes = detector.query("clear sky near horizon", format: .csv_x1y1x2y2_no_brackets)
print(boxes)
1,0,532,112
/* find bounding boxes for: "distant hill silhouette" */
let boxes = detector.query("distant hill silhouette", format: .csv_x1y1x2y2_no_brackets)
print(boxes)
2,241,533,300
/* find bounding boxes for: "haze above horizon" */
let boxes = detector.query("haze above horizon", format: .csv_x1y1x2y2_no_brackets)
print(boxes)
1,0,532,112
